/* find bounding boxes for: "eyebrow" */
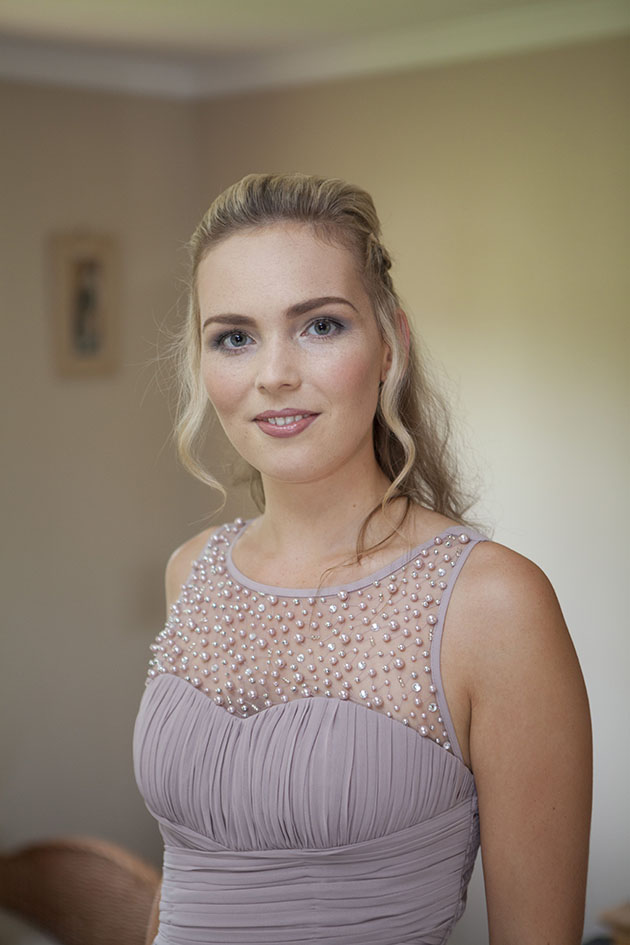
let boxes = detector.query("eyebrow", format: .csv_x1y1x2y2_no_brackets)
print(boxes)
201,296,358,332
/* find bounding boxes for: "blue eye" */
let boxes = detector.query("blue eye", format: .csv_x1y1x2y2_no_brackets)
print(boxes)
306,318,343,337
213,329,252,351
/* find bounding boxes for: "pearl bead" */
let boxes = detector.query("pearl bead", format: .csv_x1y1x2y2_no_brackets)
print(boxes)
143,521,478,758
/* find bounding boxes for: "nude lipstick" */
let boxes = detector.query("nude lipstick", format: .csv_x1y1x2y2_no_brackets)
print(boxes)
253,408,319,438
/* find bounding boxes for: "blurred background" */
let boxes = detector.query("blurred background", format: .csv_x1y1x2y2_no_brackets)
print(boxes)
0,1,628,942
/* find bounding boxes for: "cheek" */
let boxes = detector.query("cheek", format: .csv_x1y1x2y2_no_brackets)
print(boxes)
325,346,381,408
200,357,242,417
200,361,218,407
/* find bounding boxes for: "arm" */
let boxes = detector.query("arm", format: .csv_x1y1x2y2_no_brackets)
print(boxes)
144,526,219,944
460,544,592,944
145,879,161,945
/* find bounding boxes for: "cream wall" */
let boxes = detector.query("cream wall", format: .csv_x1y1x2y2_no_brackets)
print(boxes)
0,81,243,866
0,34,627,943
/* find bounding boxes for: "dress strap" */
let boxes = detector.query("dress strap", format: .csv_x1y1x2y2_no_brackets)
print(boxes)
429,530,487,763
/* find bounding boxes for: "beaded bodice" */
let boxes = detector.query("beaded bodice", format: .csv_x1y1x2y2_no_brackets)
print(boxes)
145,518,483,761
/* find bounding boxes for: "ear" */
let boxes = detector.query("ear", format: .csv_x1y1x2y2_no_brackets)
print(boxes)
381,309,410,381
381,337,393,382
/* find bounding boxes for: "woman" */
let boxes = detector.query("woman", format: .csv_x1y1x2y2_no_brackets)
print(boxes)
134,173,592,944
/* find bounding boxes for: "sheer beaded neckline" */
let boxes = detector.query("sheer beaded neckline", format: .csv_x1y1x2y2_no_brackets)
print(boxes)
146,517,485,762
226,518,472,598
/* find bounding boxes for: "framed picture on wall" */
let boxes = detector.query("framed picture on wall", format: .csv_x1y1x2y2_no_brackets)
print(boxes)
49,232,120,376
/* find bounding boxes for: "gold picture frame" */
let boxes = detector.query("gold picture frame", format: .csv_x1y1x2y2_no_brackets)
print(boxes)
50,232,120,376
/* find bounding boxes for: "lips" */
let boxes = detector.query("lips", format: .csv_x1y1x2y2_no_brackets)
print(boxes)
253,409,319,438
254,408,318,421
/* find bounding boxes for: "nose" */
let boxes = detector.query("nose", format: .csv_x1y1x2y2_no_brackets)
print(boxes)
255,337,301,394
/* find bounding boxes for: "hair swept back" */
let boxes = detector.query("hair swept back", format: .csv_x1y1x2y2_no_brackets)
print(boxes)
174,172,474,560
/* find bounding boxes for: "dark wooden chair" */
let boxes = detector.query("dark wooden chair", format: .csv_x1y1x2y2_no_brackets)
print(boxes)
0,835,161,945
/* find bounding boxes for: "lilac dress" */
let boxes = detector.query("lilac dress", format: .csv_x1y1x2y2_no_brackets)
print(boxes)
133,519,486,944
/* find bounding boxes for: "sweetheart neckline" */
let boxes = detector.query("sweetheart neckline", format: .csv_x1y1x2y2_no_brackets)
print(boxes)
145,671,475,779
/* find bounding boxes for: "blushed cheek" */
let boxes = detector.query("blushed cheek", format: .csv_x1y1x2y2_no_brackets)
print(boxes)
204,386,242,446
331,354,380,411
202,373,254,455
201,363,237,414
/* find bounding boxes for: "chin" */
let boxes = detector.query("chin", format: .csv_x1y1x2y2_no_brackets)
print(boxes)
258,464,329,485
228,426,371,485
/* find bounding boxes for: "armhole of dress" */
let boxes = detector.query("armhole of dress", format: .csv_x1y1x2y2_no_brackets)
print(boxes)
430,533,487,765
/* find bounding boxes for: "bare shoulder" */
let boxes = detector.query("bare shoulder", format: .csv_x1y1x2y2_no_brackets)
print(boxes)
450,539,591,941
456,537,561,617
164,525,221,613
446,537,588,735
448,539,573,672
403,506,566,651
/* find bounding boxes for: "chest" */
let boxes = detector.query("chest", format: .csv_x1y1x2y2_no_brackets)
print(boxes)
134,673,475,851
148,526,476,759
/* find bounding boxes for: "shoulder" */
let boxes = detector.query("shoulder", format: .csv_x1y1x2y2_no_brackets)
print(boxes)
453,541,591,940
448,538,584,709
456,537,559,617
403,506,557,623
454,538,563,638
164,523,223,612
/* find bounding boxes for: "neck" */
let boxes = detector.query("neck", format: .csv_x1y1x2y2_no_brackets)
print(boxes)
254,456,395,565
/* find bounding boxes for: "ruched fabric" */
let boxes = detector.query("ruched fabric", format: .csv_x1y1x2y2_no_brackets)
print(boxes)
134,673,479,945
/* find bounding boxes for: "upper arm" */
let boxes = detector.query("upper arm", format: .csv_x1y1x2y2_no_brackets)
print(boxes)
145,878,161,945
164,526,219,617
461,544,592,944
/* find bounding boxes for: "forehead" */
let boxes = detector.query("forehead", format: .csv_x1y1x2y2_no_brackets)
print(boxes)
196,223,364,306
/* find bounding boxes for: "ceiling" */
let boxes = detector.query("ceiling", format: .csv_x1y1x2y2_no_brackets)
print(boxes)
0,0,627,98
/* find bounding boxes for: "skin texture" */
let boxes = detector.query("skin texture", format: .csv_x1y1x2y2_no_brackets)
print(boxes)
443,543,592,943
197,223,390,510
145,882,161,945
157,222,592,944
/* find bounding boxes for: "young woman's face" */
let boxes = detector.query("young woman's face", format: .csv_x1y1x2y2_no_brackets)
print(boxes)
197,223,391,487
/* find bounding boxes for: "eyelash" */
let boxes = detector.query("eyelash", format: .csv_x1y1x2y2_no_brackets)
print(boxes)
209,317,345,353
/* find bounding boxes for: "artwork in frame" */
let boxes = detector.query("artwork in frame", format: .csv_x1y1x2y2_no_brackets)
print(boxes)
50,232,120,376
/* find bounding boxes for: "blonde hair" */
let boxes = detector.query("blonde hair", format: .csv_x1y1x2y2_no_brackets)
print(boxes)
175,172,473,557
